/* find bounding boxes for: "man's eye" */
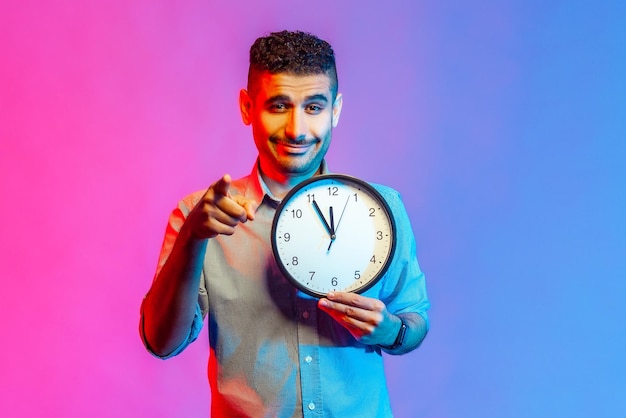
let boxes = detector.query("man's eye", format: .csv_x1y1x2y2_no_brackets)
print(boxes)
306,104,322,113
270,103,288,112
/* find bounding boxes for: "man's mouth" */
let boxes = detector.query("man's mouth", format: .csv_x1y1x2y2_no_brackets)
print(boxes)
271,138,317,154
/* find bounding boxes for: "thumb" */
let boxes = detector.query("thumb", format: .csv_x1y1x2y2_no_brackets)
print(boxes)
234,196,258,221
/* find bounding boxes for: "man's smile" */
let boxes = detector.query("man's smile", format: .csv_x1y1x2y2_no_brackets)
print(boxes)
271,138,318,154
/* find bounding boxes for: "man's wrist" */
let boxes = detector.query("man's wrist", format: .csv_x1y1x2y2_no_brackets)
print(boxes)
380,317,407,350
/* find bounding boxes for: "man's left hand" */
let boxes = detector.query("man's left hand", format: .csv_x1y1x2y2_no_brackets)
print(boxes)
317,291,401,347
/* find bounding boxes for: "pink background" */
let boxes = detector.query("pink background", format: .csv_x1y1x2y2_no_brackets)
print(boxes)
1,1,625,417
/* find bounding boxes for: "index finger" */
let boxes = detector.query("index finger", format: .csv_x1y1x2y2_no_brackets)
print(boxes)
210,174,232,198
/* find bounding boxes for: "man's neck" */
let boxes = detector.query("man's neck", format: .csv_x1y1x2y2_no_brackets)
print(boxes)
260,164,322,200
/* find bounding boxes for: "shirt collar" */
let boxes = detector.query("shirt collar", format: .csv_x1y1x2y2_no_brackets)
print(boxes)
247,159,330,206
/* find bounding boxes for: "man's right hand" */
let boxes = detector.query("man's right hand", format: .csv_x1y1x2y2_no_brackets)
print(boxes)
140,174,257,356
185,174,258,239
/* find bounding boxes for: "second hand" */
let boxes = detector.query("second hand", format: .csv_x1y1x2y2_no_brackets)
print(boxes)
328,195,350,251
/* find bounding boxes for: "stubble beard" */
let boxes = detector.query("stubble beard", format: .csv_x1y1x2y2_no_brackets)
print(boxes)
270,135,328,175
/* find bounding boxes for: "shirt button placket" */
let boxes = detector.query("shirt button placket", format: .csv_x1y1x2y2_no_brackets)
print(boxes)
298,304,321,416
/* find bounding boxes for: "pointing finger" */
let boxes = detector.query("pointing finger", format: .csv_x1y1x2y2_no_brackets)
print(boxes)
212,174,232,198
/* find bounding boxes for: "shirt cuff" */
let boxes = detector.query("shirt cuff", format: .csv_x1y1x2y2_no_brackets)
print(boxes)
140,302,204,359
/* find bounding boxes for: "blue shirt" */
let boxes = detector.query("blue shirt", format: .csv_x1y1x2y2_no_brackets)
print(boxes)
141,162,430,417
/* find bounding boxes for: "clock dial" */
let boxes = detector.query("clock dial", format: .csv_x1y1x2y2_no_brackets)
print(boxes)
271,174,396,297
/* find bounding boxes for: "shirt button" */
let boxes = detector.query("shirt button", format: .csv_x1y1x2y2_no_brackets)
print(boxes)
308,402,315,410
305,355,312,363
302,310,310,319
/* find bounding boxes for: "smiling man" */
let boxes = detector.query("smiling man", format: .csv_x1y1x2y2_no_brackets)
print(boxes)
140,30,430,417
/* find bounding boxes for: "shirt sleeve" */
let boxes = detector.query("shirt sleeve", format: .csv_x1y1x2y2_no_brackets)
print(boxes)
138,194,208,359
372,185,431,329
139,301,204,359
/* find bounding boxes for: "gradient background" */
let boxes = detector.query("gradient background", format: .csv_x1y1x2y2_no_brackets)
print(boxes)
1,1,625,417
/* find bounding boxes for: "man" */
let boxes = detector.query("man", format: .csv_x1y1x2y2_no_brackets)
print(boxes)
140,30,430,417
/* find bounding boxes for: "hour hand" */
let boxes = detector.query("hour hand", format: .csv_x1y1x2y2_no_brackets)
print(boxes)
311,200,333,237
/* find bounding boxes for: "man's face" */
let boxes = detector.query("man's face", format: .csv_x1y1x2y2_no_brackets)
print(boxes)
240,72,343,181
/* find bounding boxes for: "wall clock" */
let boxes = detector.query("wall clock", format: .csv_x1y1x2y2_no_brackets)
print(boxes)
271,174,396,297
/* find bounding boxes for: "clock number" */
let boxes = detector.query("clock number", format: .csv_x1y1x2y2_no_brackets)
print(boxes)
291,209,303,218
376,231,383,240
283,233,291,242
353,193,358,202
292,256,299,266
328,186,339,196
309,271,315,280
331,277,338,287
354,270,361,280
370,255,376,263
369,208,375,217
307,194,315,203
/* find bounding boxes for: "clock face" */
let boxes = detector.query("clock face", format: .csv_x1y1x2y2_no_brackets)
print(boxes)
271,174,396,298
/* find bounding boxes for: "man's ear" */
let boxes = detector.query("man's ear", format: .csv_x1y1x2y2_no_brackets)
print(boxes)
239,89,253,125
332,93,343,128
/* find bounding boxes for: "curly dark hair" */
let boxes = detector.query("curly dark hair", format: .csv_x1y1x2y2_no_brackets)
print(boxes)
247,30,338,98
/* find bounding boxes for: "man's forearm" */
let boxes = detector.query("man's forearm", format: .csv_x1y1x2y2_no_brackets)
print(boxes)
142,226,208,357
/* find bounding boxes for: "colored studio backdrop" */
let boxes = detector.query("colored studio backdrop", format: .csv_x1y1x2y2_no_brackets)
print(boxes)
1,1,624,417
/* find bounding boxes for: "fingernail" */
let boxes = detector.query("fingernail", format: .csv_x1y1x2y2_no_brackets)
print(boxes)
328,292,335,299
319,299,328,307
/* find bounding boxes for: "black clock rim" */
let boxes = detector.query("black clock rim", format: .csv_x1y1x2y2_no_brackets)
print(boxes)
270,173,397,298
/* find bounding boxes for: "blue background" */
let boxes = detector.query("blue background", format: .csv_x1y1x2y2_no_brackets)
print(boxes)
1,1,624,417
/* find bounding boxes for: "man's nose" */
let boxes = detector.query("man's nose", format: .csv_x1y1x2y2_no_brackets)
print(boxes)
285,109,306,141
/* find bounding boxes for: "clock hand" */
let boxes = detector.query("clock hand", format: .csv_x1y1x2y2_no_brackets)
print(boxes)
334,195,351,235
327,206,336,251
327,195,350,250
311,200,333,238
